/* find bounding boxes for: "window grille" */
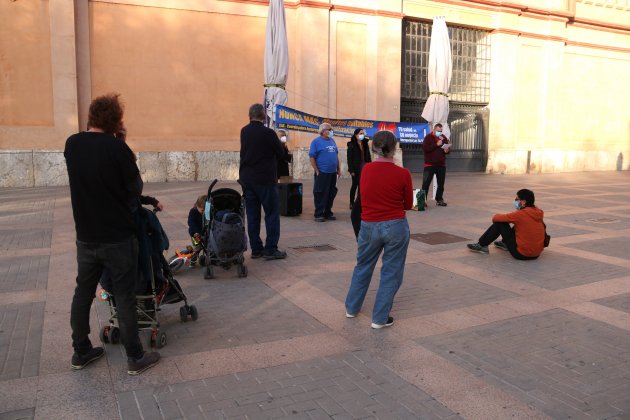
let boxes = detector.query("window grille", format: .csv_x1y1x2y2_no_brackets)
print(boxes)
402,20,491,104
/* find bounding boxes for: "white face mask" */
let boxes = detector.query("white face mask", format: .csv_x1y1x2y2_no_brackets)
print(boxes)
358,134,365,141
329,130,334,138
280,136,287,143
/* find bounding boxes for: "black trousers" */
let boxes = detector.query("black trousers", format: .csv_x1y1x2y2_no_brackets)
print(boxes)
349,171,360,205
421,166,446,201
72,236,144,359
478,222,538,260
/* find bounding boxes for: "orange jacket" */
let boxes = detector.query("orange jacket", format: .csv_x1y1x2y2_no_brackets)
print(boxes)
492,206,545,257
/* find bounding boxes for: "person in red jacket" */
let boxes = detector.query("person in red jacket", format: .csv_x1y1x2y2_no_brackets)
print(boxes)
344,130,413,329
467,189,545,260
420,123,450,206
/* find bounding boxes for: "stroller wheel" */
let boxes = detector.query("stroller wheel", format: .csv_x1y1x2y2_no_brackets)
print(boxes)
179,306,188,323
109,327,120,344
156,331,167,349
198,254,206,266
168,256,185,274
99,325,110,344
237,264,248,278
204,264,214,280
189,305,198,321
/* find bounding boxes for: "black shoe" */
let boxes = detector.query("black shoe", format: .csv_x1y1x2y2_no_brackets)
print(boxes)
436,200,448,207
494,241,509,251
264,249,287,260
251,250,263,259
325,215,336,221
467,243,489,254
314,217,325,222
71,347,105,370
371,317,394,329
127,351,160,375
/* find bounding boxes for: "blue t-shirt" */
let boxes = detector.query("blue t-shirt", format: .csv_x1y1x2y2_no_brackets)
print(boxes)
309,136,338,173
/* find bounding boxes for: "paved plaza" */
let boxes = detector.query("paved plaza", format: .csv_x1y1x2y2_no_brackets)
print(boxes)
1,171,629,420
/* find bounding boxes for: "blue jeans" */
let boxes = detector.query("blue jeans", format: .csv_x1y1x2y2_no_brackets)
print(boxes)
72,236,144,359
313,172,337,218
345,218,410,324
243,183,280,254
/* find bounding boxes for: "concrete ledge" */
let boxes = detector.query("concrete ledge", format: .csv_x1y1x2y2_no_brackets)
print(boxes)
3,148,626,187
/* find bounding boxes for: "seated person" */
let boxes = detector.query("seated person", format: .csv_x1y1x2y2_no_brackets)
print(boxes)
467,189,546,260
187,195,207,265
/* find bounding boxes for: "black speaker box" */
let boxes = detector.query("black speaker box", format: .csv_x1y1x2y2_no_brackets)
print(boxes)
278,183,302,216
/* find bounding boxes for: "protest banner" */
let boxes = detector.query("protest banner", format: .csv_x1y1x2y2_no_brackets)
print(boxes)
275,105,429,144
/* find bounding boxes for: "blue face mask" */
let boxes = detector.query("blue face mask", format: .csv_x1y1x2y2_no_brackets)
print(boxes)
435,131,442,137
514,199,521,210
358,134,365,141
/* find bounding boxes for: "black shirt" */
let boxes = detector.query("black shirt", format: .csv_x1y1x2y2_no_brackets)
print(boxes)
64,131,142,243
239,121,284,185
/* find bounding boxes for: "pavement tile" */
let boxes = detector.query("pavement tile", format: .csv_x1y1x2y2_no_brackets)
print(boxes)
3,174,630,419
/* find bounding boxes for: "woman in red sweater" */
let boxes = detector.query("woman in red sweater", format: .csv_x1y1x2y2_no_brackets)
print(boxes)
467,189,545,259
344,131,413,329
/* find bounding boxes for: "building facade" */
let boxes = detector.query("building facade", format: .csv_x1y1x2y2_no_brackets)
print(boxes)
1,0,629,187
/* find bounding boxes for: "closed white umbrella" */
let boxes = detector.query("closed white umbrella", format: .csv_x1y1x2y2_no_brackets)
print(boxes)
421,16,452,138
264,0,289,128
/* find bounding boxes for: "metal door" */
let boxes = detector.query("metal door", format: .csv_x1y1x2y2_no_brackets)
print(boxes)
400,20,491,172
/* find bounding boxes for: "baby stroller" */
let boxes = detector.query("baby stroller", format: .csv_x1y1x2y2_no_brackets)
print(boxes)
202,179,248,279
99,207,198,349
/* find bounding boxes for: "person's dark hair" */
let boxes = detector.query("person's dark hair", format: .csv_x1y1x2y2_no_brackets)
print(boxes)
372,130,397,157
434,123,443,129
249,103,266,121
87,93,124,134
351,128,362,143
517,189,535,207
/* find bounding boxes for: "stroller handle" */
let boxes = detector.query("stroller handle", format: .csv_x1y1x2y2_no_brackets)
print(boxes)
207,179,219,196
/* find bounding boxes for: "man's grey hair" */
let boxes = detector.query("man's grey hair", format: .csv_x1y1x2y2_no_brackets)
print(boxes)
318,123,332,134
249,103,266,121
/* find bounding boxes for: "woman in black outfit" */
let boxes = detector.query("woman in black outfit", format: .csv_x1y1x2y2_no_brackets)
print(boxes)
276,129,292,179
347,128,371,209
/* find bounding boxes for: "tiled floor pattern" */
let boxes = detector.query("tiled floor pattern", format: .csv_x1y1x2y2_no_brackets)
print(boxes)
117,352,461,420
0,302,44,380
0,255,49,293
419,309,630,420
1,173,630,419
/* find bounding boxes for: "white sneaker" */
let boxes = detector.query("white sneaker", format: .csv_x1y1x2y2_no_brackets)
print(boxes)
371,317,394,329
346,312,357,318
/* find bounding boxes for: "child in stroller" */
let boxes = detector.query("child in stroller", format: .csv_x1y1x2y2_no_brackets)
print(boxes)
99,206,198,349
202,180,248,279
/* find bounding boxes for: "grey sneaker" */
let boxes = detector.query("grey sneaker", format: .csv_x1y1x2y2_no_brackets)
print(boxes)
263,249,287,260
371,316,394,329
71,347,105,370
494,241,509,251
127,351,160,375
467,243,489,254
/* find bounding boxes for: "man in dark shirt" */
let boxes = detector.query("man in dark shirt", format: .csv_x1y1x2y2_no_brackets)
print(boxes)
64,93,159,375
420,123,450,207
239,103,287,260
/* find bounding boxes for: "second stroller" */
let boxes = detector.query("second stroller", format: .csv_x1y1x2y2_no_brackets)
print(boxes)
202,180,248,279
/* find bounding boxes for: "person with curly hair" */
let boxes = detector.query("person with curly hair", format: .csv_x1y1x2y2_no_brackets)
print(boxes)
64,93,160,375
